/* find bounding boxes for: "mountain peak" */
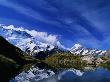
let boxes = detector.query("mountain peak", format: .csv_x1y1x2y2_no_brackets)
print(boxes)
0,24,66,56
70,43,83,50
70,43,107,56
73,43,82,49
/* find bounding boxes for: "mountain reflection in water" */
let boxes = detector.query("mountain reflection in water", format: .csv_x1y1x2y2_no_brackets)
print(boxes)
10,62,110,82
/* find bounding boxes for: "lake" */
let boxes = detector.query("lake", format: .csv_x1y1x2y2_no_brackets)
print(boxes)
10,63,110,82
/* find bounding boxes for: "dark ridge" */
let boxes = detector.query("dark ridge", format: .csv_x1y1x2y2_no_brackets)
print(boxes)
0,36,38,82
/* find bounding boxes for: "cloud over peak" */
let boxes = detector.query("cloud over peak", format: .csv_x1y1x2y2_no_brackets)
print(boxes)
0,24,65,49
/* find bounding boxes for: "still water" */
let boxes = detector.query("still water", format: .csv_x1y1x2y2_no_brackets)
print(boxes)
10,63,110,82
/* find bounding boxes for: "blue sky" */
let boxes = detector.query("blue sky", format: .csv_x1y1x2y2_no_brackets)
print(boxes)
0,0,110,50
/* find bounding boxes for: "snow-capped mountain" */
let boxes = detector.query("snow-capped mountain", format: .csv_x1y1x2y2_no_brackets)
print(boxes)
10,64,55,82
0,24,109,57
70,44,107,56
0,24,65,56
58,69,84,80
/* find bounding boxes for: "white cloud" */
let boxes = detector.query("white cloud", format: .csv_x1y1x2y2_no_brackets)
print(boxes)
1,24,65,48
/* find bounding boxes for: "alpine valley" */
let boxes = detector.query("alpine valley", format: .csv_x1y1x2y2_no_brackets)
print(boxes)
0,24,110,82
